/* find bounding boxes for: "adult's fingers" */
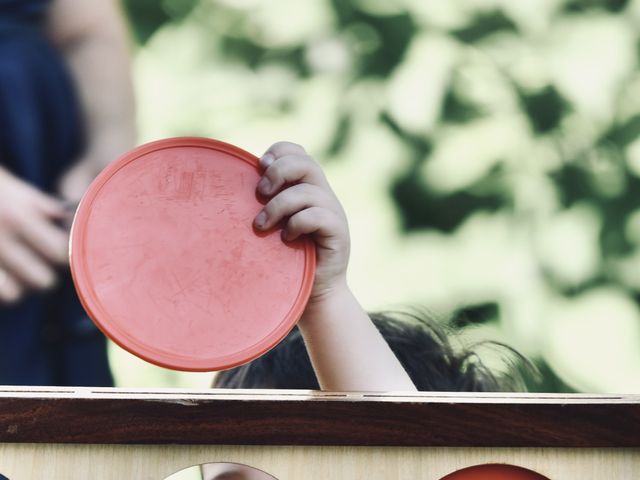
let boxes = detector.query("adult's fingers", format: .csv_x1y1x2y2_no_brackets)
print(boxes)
15,213,69,265
0,268,23,304
0,238,57,290
28,183,66,219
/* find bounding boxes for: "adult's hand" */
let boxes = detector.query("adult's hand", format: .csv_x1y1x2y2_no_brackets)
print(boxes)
58,155,99,204
0,167,69,304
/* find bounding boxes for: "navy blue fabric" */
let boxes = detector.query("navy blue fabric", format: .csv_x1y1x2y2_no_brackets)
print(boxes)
0,0,48,26
0,0,113,386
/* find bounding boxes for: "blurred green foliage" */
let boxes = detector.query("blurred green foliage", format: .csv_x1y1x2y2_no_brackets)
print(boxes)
117,0,640,393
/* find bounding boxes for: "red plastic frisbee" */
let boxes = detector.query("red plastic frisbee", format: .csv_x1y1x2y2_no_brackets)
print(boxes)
70,137,316,371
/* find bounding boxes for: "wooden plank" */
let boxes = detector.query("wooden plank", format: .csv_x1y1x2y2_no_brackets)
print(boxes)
0,387,638,447
0,444,639,480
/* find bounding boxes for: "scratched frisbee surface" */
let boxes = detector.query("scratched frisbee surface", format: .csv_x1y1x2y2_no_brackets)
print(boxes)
70,137,315,371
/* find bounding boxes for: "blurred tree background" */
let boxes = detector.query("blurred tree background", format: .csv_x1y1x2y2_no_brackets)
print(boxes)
112,0,640,393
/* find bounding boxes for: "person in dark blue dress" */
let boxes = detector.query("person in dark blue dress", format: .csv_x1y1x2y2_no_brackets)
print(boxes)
0,0,135,386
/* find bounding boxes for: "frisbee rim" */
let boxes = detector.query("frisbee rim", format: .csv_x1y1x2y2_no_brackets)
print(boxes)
69,137,316,372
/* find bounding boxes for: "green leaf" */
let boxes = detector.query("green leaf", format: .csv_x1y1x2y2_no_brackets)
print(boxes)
451,11,518,44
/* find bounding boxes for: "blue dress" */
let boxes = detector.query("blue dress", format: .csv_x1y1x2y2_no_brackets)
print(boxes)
0,0,113,386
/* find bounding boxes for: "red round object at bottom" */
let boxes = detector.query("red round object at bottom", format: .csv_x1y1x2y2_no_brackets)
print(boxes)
70,137,316,371
440,465,550,480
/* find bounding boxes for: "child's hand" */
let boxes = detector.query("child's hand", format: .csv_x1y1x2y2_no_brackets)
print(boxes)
252,142,416,391
253,142,350,303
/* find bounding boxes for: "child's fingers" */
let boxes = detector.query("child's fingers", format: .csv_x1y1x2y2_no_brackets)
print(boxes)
282,206,345,242
257,154,328,196
254,183,335,231
260,141,307,169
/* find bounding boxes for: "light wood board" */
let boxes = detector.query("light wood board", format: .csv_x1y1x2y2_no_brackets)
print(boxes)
0,444,638,480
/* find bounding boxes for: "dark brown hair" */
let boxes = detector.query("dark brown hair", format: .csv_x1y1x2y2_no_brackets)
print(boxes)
214,311,528,391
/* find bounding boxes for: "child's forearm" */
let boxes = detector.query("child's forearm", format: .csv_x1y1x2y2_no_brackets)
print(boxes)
297,279,417,392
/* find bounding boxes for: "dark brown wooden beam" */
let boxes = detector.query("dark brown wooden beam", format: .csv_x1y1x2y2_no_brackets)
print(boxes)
0,387,638,447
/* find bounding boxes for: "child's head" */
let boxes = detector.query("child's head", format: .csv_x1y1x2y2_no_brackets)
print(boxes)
214,312,523,391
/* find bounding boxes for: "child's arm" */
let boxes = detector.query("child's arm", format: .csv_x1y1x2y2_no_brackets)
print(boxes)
254,142,417,392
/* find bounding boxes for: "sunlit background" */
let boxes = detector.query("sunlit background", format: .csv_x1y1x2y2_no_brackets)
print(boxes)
109,0,640,393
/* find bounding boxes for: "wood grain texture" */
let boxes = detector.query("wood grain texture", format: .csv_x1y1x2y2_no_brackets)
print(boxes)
0,387,638,447
0,444,638,480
